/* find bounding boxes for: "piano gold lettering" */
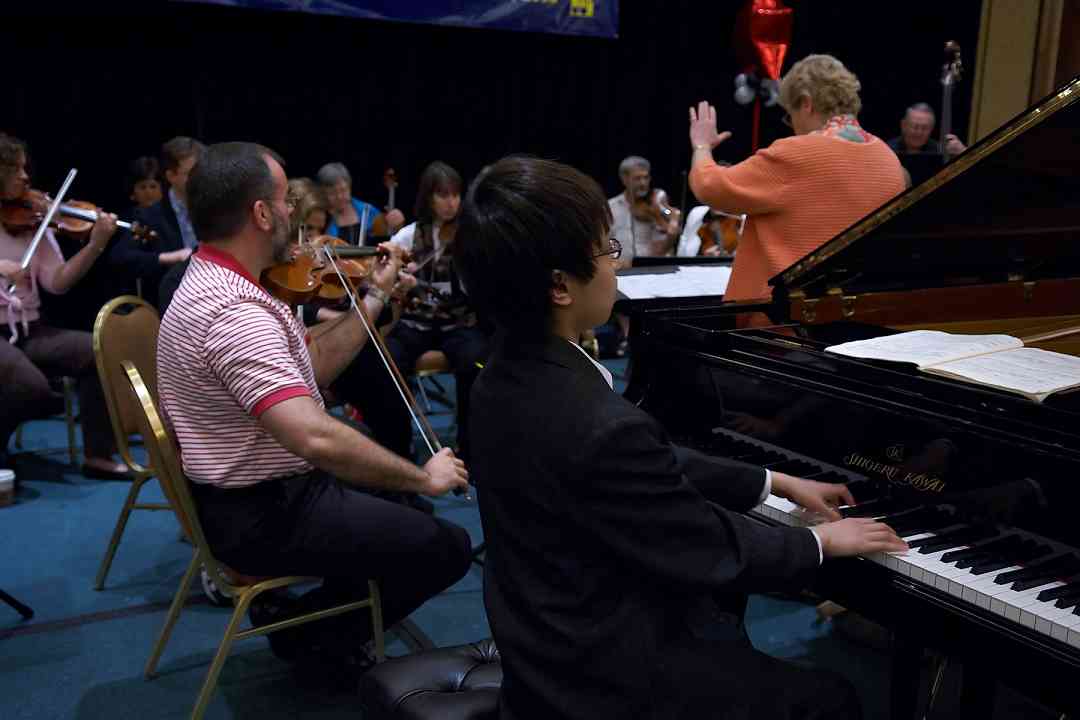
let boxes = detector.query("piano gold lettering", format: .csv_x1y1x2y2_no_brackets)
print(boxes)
898,472,946,492
842,453,946,492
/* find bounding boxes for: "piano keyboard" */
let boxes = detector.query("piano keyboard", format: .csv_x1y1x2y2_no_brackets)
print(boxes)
697,425,1080,652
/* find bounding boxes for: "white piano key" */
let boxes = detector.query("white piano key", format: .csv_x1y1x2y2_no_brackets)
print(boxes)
751,486,1080,648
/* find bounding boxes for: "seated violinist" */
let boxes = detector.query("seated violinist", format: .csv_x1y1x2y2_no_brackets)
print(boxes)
677,205,744,258
608,155,681,267
284,176,420,463
388,161,490,461
111,136,206,309
607,155,682,354
318,162,405,246
0,132,130,479
126,156,163,212
157,142,471,678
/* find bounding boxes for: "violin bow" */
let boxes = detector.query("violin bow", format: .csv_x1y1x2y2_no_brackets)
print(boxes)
320,244,473,499
6,169,78,294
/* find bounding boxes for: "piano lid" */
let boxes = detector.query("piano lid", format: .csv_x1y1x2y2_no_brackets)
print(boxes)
771,76,1080,301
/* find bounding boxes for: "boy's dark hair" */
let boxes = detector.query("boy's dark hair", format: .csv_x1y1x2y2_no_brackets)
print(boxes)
187,142,284,243
160,136,206,174
455,156,611,336
126,155,160,188
414,161,463,225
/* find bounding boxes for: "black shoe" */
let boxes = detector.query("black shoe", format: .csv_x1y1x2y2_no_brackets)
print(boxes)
292,643,377,694
248,591,305,661
80,464,134,481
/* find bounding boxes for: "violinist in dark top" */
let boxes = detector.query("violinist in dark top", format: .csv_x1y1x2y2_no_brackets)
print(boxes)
387,161,490,461
110,136,204,309
0,131,129,479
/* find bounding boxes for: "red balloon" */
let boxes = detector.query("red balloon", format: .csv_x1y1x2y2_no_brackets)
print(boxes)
735,0,793,81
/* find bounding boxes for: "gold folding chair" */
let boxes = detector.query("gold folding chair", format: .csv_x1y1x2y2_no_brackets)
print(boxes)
414,349,455,416
121,362,384,720
91,295,172,590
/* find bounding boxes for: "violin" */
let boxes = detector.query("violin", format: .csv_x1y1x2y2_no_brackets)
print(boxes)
261,236,411,307
369,168,399,240
1,188,157,243
401,220,460,322
696,209,747,256
630,189,681,231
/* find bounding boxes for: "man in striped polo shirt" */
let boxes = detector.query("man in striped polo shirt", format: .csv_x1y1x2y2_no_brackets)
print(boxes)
157,142,472,678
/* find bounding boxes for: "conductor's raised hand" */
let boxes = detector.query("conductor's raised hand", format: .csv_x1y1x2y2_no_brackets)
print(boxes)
689,100,732,150
421,447,469,496
814,517,909,558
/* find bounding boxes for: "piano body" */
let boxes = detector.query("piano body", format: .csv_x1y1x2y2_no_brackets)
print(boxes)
626,77,1080,717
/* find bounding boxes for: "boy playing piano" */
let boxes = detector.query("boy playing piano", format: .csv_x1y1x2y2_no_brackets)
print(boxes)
454,156,908,720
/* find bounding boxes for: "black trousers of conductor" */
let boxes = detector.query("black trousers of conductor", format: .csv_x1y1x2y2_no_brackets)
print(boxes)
192,470,472,652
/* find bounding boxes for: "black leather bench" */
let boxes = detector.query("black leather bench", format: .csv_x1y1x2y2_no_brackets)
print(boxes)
359,639,502,720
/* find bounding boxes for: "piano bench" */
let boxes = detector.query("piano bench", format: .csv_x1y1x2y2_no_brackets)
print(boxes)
359,639,502,720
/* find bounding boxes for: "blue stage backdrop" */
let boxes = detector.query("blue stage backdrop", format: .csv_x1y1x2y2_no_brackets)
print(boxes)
172,0,618,37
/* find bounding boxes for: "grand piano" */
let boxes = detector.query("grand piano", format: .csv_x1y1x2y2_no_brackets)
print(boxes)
626,77,1080,717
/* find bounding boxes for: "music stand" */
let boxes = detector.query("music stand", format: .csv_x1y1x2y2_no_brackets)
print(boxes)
0,588,33,619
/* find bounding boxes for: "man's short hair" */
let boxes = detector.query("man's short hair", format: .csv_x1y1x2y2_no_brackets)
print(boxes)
455,156,612,336
905,102,936,122
618,155,650,177
187,142,285,244
316,162,351,188
160,136,206,174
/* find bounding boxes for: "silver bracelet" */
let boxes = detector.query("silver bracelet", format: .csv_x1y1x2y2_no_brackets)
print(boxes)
366,286,390,305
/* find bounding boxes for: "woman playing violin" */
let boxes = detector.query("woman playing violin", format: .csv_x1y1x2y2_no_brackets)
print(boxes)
0,132,130,479
388,161,490,462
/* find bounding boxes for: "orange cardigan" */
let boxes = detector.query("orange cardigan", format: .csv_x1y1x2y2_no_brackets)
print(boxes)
690,133,905,302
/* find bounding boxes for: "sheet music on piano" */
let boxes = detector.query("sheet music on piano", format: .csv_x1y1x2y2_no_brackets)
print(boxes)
616,264,731,300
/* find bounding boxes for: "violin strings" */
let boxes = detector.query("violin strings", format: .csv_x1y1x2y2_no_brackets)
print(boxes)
321,246,439,458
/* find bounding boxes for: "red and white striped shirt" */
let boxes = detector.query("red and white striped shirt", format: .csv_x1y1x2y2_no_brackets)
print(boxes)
157,244,323,487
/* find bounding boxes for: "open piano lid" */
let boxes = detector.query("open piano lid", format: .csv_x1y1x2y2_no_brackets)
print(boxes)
769,75,1080,303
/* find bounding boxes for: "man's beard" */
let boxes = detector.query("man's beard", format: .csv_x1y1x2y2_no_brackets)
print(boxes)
270,209,292,263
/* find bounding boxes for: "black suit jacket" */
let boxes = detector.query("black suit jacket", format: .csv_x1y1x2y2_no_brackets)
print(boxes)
470,334,820,720
108,196,184,308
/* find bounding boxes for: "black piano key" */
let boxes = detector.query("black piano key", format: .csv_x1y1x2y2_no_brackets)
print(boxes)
946,534,1022,567
995,554,1080,589
884,508,955,537
969,542,1051,576
1054,590,1080,609
767,459,819,476
1038,580,1080,602
732,451,786,465
812,471,854,484
841,498,906,518
913,525,998,554
841,480,880,504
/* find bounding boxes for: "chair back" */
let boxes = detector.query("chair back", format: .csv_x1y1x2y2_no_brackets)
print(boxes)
120,361,242,600
93,296,161,476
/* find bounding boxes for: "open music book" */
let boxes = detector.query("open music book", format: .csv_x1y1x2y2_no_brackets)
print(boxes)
825,330,1080,402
